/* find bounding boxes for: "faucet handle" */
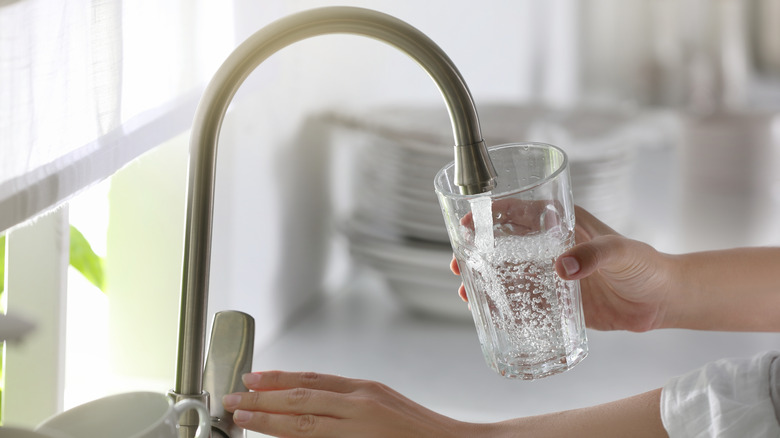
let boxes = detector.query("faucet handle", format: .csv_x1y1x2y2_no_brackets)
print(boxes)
203,310,255,438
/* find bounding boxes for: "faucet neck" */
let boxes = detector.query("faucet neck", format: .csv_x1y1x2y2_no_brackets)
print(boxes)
174,5,496,404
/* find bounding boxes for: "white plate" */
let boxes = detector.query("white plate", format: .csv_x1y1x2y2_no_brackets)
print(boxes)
384,276,471,321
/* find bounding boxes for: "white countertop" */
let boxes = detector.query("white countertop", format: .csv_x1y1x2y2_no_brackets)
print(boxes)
251,270,780,434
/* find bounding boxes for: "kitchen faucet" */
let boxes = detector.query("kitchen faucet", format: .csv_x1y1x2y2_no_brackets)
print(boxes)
170,7,497,437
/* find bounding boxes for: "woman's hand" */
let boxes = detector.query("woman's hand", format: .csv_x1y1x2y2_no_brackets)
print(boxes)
452,205,676,332
222,371,486,438
552,206,675,332
223,371,667,438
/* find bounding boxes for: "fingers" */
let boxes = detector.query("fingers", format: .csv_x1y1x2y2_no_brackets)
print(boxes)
450,255,460,275
223,372,358,417
450,256,469,303
458,283,468,302
460,199,557,235
232,409,339,438
242,370,356,393
224,386,346,417
223,372,359,437
498,199,556,233
456,205,616,299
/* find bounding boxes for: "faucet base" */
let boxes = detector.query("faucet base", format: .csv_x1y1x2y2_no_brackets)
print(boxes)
168,390,211,438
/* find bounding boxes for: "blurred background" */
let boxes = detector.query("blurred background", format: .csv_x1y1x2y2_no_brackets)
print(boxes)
2,0,780,434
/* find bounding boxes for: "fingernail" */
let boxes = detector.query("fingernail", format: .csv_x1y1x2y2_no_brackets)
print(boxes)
234,410,253,425
222,394,241,410
561,256,580,276
242,372,261,386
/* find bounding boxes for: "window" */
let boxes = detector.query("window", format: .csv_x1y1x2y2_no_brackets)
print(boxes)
0,0,232,425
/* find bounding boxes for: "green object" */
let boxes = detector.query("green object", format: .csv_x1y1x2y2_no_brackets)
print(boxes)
0,226,106,296
69,225,106,293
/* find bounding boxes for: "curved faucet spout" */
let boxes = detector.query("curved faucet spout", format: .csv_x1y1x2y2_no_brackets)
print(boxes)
173,6,496,436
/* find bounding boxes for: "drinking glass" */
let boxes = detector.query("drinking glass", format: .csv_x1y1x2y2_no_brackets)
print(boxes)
435,142,587,379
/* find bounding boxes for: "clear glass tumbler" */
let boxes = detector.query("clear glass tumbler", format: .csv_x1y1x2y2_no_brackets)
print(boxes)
434,143,587,379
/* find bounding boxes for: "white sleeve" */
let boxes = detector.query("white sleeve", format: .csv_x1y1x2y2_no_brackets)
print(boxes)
661,351,780,438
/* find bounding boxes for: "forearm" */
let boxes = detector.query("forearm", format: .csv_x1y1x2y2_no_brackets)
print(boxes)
482,389,666,438
667,247,780,331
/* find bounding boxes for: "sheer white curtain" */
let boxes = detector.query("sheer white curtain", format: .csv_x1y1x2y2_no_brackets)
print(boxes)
0,0,122,232
0,0,232,233
0,0,233,426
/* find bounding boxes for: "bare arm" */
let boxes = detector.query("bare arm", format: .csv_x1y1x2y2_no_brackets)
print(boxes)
489,388,666,438
667,247,780,331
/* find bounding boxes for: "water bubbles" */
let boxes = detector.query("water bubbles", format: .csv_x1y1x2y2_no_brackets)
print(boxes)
461,232,578,367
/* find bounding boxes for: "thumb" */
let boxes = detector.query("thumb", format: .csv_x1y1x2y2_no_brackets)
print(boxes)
556,235,629,280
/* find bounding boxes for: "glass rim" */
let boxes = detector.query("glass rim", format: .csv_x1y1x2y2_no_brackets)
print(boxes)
434,142,569,199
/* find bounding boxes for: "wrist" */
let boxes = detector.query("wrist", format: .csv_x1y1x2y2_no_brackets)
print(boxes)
656,252,691,330
449,419,526,438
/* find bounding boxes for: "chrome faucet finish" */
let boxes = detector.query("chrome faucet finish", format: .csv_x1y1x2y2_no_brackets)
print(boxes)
202,311,254,438
171,6,497,437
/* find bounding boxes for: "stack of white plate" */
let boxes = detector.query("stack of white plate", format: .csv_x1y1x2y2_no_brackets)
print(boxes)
329,109,470,320
325,104,641,320
350,130,452,243
344,215,467,320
